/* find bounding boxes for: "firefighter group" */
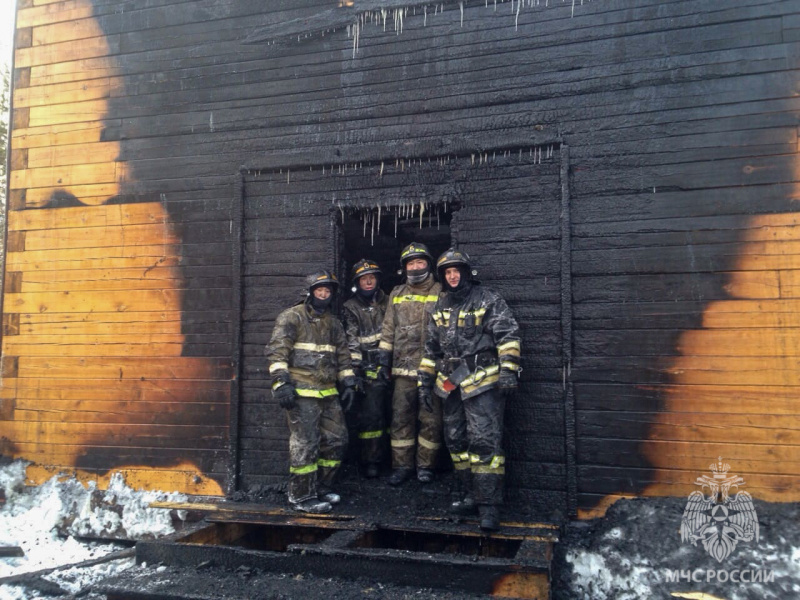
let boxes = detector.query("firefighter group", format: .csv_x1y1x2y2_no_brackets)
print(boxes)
266,244,521,531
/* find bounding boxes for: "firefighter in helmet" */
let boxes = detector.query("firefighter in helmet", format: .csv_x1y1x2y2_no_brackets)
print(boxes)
418,249,521,530
342,259,391,478
266,269,358,513
377,242,443,486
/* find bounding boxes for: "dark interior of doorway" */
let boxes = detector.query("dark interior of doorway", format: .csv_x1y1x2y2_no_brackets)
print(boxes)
339,204,455,294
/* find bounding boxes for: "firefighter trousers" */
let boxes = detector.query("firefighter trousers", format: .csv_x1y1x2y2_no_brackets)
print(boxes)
443,388,505,506
357,380,391,465
285,395,348,504
390,376,443,470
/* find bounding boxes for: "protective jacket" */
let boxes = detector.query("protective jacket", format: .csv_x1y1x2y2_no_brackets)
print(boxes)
378,276,441,378
342,290,389,379
267,300,356,395
419,283,521,399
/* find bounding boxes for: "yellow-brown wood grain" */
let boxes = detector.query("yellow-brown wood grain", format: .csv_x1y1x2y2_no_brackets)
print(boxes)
8,203,166,230
4,290,186,313
9,378,230,402
15,35,118,69
16,356,233,380
27,141,120,168
636,212,800,508
11,122,110,150
6,247,181,270
13,78,113,109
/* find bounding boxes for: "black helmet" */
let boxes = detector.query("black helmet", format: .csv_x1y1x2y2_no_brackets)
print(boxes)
400,242,433,268
306,269,339,294
350,259,382,282
436,248,473,281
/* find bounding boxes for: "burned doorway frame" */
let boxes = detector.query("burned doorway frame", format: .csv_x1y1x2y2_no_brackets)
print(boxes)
229,142,576,517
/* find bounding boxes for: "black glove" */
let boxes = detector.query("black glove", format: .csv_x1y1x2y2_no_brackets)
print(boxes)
418,387,434,413
354,367,367,392
273,383,297,410
375,365,392,388
340,386,357,412
498,369,518,398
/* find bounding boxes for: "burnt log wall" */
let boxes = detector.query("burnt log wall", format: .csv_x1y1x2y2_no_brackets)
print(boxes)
3,0,799,512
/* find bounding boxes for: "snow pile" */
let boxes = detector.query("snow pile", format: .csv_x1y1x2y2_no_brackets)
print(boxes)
0,460,188,599
554,497,800,600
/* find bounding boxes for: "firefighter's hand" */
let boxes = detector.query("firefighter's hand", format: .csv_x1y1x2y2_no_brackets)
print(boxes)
354,367,367,392
340,386,357,412
498,369,518,398
418,387,434,413
273,383,298,410
375,365,391,388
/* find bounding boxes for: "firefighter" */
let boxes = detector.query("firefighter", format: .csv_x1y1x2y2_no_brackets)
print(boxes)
378,242,443,486
266,270,358,513
342,259,391,478
418,249,521,531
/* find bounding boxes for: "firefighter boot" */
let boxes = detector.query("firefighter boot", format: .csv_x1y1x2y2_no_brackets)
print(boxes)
479,505,500,531
388,468,414,486
318,486,341,505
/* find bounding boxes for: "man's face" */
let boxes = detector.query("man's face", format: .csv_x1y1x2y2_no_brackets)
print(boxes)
444,267,461,288
358,273,377,291
406,258,428,271
313,285,332,299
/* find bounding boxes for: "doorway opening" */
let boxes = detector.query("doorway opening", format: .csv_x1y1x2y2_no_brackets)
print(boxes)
338,203,456,292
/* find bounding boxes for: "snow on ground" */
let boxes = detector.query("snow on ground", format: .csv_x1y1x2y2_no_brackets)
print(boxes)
0,460,187,599
553,497,800,600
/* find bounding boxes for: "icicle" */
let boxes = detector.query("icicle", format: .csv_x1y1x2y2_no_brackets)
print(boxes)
571,0,575,17
460,1,464,26
395,209,398,237
371,209,375,245
419,200,425,229
471,154,475,165
287,169,290,184
382,8,388,31
363,210,368,237
377,204,382,232
380,161,384,177
494,0,497,12
515,0,521,30
424,5,427,26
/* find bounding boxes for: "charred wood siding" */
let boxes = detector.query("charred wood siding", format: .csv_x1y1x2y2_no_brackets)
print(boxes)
3,0,799,512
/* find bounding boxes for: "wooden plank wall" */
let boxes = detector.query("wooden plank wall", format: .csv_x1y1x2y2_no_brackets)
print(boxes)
4,0,799,513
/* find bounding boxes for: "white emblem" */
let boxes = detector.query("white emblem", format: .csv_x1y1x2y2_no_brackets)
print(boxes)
679,457,759,563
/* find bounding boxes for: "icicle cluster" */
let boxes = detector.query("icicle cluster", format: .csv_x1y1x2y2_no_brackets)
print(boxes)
335,200,452,246
340,0,592,57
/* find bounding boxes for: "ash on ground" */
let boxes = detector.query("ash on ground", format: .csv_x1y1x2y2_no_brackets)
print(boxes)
2,459,798,599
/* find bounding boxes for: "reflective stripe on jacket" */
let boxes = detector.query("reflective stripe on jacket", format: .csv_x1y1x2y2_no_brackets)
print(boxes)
342,291,389,374
378,276,441,378
419,284,520,399
266,300,355,392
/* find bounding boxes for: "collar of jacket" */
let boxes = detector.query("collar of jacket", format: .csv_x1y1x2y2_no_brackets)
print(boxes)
354,288,385,307
406,274,437,293
442,281,479,307
303,298,330,320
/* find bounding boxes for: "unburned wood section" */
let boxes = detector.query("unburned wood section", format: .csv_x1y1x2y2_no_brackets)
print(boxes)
1,203,230,495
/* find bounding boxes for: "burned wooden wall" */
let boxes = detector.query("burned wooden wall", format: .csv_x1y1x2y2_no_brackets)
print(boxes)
3,0,799,514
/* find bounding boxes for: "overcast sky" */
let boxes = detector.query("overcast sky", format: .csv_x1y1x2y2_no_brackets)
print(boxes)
1,0,16,70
